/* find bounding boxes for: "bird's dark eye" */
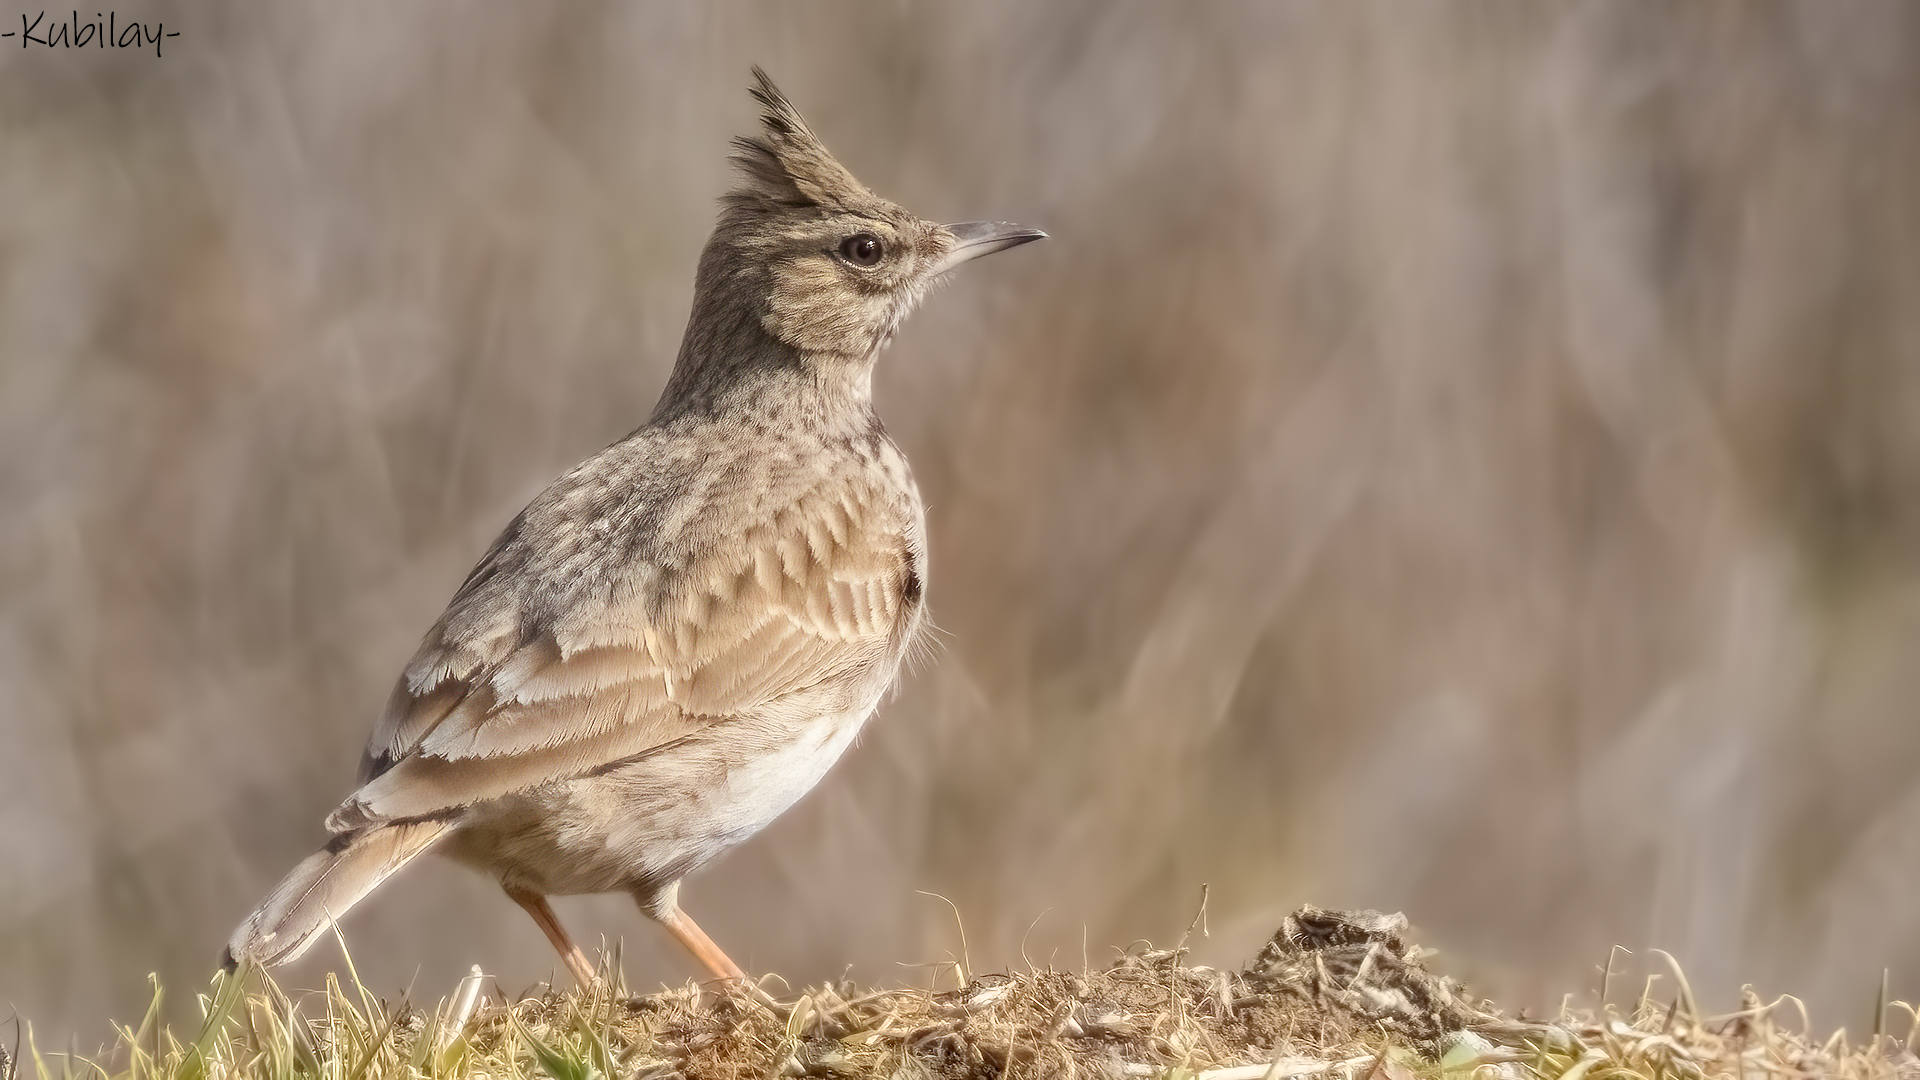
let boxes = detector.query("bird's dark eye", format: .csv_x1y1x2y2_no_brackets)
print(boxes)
839,233,883,267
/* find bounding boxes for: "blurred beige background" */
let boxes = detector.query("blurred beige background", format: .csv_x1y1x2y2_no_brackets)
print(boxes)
4,0,1919,1048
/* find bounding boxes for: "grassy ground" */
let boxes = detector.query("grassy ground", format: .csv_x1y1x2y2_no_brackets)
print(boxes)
10,908,1917,1080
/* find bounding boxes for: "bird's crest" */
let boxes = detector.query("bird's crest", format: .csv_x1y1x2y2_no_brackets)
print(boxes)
729,67,874,211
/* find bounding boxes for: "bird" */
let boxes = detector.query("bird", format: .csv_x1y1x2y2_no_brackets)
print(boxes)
223,67,1043,988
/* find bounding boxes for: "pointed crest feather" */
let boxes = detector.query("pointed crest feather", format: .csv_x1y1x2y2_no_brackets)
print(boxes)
730,66,872,210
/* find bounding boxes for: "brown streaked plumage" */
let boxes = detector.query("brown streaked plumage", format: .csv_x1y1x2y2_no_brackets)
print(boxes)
223,68,1043,987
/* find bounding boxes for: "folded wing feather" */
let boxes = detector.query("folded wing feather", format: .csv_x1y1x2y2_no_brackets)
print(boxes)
329,483,909,832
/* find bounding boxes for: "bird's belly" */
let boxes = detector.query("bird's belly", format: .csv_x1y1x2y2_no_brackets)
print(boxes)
447,706,873,898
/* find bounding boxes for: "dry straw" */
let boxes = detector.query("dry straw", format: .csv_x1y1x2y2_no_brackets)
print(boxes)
12,908,1917,1080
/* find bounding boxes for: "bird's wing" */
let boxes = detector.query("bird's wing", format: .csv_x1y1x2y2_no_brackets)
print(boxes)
328,480,915,831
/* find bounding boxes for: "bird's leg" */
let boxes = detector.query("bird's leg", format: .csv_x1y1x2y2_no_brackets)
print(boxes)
637,884,784,1011
504,884,597,987
635,881,747,983
656,904,748,982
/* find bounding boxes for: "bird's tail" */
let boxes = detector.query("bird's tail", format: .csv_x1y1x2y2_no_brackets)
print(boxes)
224,819,452,969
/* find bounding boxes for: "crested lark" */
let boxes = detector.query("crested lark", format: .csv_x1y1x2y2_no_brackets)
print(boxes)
224,69,1042,987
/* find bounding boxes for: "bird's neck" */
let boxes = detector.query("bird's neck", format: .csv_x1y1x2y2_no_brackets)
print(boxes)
650,290,877,437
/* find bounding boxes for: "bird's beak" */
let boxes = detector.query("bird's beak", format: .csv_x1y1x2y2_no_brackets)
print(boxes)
935,221,1047,275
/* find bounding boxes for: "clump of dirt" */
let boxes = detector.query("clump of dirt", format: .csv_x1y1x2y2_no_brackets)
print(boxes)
1242,906,1487,1050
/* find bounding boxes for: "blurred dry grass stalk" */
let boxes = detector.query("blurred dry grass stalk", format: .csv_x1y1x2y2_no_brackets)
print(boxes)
3,0,1920,1050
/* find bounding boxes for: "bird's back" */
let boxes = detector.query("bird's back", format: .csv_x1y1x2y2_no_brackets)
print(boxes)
335,386,926,833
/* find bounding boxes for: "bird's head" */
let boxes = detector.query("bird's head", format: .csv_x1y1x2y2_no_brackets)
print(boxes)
676,69,1043,392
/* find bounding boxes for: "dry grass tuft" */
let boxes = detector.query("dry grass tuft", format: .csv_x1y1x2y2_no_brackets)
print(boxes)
11,908,1919,1080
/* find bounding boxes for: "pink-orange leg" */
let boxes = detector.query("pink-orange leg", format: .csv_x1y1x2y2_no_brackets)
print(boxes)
654,902,748,982
504,885,597,987
635,880,764,991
